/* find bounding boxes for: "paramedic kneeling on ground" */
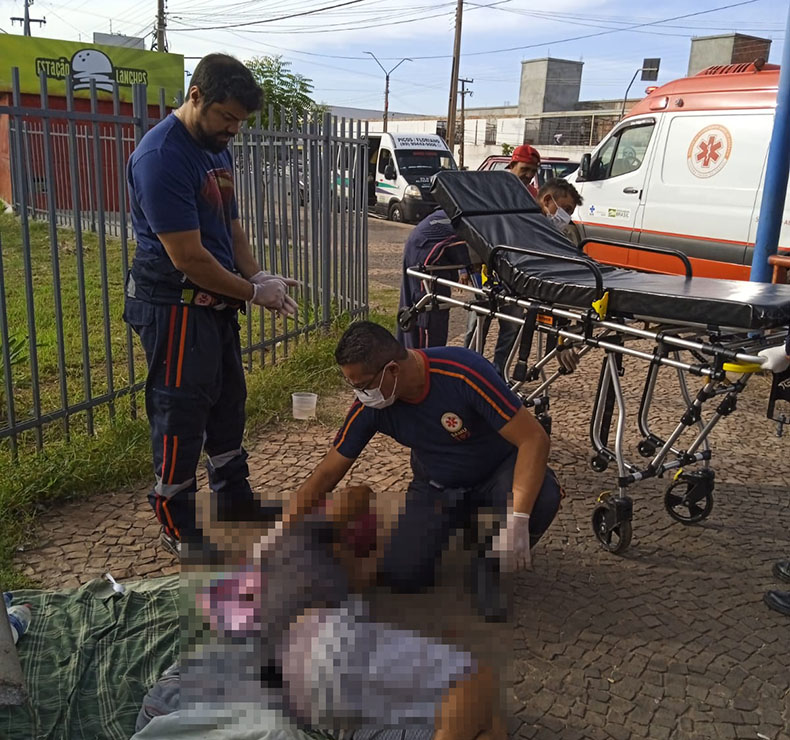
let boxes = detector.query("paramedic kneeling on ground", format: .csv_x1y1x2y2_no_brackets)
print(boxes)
285,321,562,622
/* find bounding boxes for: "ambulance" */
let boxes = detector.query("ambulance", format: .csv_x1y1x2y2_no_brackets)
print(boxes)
367,133,456,223
568,61,786,280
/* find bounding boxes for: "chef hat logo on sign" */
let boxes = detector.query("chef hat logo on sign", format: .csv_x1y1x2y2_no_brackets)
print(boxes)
70,49,115,93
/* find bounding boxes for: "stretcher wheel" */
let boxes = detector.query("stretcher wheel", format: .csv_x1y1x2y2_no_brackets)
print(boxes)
591,505,632,553
637,440,656,458
590,455,609,473
664,472,714,524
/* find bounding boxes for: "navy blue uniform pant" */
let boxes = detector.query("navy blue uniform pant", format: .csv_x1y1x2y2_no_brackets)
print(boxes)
396,278,452,350
378,450,562,592
124,297,259,543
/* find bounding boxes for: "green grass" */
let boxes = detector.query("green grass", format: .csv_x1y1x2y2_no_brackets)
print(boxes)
0,211,389,588
0,318,360,589
0,213,354,448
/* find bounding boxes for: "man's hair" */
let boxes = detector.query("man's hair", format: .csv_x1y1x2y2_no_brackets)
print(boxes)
190,54,263,113
335,321,408,371
538,177,583,207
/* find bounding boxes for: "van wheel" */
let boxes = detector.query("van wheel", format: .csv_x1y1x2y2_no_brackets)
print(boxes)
388,203,404,222
565,223,582,247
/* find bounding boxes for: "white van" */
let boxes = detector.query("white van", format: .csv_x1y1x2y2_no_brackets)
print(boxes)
367,133,456,223
568,61,785,280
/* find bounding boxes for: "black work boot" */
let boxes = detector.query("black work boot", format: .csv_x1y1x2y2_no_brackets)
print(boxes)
764,590,790,617
772,560,790,583
469,554,509,623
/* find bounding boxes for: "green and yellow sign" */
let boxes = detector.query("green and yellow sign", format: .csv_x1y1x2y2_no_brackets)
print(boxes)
0,35,184,106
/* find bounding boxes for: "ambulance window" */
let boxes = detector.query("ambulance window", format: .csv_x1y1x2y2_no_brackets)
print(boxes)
589,121,655,180
378,149,393,174
589,136,617,180
610,123,655,177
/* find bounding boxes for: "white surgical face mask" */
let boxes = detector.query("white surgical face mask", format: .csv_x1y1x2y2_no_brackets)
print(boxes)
547,197,572,228
354,364,398,409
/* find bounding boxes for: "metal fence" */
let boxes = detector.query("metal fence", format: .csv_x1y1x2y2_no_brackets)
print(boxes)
0,68,369,455
523,112,622,148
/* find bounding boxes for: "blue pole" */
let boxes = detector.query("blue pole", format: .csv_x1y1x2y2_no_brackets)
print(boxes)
750,6,790,282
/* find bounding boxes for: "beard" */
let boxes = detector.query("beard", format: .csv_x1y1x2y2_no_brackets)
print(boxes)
194,118,231,154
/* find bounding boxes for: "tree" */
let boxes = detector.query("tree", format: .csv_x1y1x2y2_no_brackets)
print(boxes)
244,56,327,127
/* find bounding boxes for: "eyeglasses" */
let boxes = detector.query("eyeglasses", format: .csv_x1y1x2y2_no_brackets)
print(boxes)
341,360,393,392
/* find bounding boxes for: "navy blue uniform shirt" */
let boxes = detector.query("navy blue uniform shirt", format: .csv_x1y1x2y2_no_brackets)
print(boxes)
334,346,523,488
128,113,239,273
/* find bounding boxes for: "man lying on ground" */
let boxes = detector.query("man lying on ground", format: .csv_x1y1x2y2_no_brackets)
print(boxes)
185,484,506,740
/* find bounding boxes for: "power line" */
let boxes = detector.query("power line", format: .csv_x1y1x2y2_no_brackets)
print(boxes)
170,4,455,35
404,0,763,59
167,0,372,31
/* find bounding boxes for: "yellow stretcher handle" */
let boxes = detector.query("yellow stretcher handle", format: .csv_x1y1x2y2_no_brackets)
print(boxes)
721,361,762,374
591,291,609,320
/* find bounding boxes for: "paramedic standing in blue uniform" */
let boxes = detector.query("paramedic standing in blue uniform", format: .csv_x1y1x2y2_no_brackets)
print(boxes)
396,209,470,349
284,321,562,621
124,53,298,558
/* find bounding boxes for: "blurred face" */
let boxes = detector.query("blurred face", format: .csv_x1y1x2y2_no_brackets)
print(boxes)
510,160,538,186
189,89,249,153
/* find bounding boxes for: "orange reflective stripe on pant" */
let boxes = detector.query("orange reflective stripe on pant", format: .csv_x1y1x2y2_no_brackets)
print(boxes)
175,306,189,388
164,305,177,387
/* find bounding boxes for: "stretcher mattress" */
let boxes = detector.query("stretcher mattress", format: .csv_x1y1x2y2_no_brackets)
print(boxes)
430,170,790,330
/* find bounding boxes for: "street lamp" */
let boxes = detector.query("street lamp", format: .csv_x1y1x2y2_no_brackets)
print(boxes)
365,51,411,132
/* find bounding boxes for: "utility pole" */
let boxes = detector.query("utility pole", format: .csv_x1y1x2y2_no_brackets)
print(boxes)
155,0,167,53
445,0,464,154
365,52,411,133
458,77,473,169
10,0,46,36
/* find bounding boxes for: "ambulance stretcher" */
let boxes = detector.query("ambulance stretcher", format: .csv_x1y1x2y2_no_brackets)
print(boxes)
398,171,790,553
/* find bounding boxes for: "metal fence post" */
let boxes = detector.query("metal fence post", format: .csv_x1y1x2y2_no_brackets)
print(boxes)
0,76,369,453
320,111,332,327
10,68,44,449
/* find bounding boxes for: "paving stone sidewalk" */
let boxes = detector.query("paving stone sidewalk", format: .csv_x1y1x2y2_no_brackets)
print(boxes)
16,345,790,740
13,218,790,738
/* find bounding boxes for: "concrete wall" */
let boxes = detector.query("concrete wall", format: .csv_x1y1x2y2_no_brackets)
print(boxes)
518,58,583,116
688,33,772,76
462,105,519,118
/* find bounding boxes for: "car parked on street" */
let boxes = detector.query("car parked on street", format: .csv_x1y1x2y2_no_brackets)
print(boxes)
477,155,579,188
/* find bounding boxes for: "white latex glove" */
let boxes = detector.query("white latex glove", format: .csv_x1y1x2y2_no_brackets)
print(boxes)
557,345,579,373
280,294,299,317
758,345,790,373
251,279,286,310
250,270,300,289
493,511,532,573
251,520,285,564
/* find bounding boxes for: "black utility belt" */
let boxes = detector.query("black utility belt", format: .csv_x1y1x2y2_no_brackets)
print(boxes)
178,287,245,312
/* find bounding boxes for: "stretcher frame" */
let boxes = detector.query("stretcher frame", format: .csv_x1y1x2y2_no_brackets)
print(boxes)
401,250,788,553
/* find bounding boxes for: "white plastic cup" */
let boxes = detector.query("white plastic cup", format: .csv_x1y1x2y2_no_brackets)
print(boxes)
292,392,318,420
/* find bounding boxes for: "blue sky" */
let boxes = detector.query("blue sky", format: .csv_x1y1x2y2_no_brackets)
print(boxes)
1,0,786,114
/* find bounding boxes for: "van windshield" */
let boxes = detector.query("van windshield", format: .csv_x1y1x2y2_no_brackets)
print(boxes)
395,149,456,174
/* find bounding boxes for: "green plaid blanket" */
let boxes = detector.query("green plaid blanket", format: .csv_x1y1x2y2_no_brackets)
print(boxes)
0,575,180,740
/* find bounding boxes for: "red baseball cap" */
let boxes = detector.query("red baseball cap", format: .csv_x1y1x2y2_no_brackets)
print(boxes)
510,144,541,164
